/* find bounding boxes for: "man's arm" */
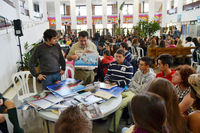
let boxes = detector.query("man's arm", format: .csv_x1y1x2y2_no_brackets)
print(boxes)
66,45,79,61
29,46,40,78
117,65,133,87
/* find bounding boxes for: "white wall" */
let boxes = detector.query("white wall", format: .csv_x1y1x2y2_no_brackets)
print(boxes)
165,8,200,23
0,1,49,93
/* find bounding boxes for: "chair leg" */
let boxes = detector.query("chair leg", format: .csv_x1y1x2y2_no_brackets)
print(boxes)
21,110,26,126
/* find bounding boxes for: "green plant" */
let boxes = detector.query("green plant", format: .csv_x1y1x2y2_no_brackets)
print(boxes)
118,1,125,36
133,20,161,38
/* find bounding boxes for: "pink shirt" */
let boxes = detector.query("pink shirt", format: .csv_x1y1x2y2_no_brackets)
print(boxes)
167,45,176,48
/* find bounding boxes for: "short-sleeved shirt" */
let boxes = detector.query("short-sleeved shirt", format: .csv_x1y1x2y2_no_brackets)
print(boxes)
68,40,98,70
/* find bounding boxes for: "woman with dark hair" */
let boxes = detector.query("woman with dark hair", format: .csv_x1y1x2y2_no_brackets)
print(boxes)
144,37,149,45
192,38,199,47
138,40,147,56
159,40,166,48
122,92,168,133
188,74,200,133
148,78,188,133
172,65,197,115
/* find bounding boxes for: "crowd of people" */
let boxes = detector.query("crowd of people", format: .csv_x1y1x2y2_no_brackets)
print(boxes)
3,28,199,133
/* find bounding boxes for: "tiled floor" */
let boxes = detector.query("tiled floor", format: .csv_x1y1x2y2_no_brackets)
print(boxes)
5,64,181,133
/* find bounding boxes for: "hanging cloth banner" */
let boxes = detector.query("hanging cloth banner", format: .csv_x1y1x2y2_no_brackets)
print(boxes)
154,13,162,23
62,16,71,25
107,15,118,24
123,15,133,23
92,16,102,24
77,16,87,25
48,17,56,26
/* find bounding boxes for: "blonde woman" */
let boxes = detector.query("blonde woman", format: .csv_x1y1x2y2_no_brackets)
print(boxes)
176,39,184,47
147,39,157,56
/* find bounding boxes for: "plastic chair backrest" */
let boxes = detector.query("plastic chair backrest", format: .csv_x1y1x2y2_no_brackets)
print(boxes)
131,46,136,55
62,66,74,80
11,71,37,102
196,51,200,63
136,47,144,59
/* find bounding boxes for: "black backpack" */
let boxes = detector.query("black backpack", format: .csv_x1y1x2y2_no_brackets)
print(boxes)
130,58,139,76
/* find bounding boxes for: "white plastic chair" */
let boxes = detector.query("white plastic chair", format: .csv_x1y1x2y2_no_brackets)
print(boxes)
196,52,200,73
191,50,198,68
61,66,74,80
136,47,144,61
130,46,137,59
12,71,37,102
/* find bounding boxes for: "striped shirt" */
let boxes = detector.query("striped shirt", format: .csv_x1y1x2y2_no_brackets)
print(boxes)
125,51,132,62
104,61,133,87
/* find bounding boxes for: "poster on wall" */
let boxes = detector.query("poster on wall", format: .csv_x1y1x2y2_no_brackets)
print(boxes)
154,14,162,23
92,16,102,24
77,16,87,25
123,15,133,23
177,14,181,23
62,16,71,25
48,17,56,26
139,14,148,22
107,15,118,24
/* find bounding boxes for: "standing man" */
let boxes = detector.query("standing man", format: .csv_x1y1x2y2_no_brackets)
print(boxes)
94,31,100,47
67,31,98,84
29,29,66,90
165,35,171,46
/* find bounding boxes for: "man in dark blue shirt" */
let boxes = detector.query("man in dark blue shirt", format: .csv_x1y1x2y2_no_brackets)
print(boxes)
94,31,100,47
97,43,105,56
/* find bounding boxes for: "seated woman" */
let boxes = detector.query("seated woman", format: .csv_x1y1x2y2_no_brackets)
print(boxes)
188,74,200,133
159,40,166,48
167,39,176,48
122,92,168,133
138,40,147,56
123,78,188,133
0,93,23,133
172,65,196,115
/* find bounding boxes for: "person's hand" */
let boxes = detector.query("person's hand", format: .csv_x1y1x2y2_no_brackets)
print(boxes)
105,81,110,84
60,70,65,75
112,82,116,84
0,99,3,106
85,49,93,53
72,54,80,60
37,74,46,80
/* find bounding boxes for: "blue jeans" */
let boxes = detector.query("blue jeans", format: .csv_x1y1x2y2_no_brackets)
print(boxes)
121,127,129,133
41,72,61,90
94,40,99,47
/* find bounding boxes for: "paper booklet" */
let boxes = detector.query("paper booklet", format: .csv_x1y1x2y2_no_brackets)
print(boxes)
74,92,103,106
24,92,64,109
75,50,98,67
94,86,124,99
100,82,117,90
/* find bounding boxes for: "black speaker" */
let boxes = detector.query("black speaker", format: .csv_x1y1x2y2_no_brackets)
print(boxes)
13,19,23,36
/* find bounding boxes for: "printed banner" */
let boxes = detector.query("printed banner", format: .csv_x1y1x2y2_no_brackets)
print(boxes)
62,16,71,25
48,17,56,26
139,14,148,22
107,15,118,24
123,15,133,23
154,14,162,23
77,16,87,25
92,16,102,24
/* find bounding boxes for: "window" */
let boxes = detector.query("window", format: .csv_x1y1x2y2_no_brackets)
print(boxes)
77,25,87,33
123,5,133,14
107,5,112,15
144,3,149,12
76,6,87,16
95,6,102,15
34,4,39,12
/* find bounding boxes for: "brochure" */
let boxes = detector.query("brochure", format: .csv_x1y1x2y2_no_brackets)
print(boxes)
94,86,124,99
75,50,98,67
100,82,117,90
74,92,103,106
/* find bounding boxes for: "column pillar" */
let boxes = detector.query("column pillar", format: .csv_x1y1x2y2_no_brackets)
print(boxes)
13,0,21,19
55,1,62,31
86,0,92,37
70,0,77,31
28,0,34,19
133,0,139,26
39,1,47,21
162,0,167,28
177,0,183,30
148,0,155,21
102,0,107,35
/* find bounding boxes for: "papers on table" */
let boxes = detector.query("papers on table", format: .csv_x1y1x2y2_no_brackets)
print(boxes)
100,83,117,90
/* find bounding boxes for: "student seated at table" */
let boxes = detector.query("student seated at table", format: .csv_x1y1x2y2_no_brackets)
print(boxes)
172,65,196,115
97,43,105,56
122,92,168,133
101,50,115,76
188,74,200,133
54,106,92,133
120,42,132,62
156,54,175,84
0,93,23,133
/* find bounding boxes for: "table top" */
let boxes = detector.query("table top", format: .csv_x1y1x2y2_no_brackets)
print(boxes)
37,95,122,122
